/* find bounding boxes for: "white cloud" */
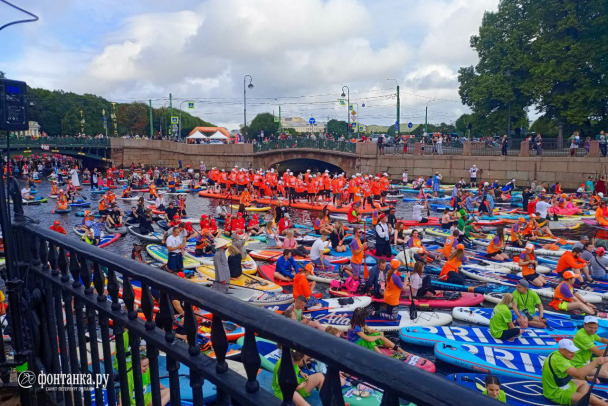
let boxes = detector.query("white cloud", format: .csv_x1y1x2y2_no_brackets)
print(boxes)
0,0,500,130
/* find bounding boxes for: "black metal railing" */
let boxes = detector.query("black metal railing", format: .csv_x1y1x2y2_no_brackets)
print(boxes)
0,136,110,150
254,138,356,154
0,182,499,406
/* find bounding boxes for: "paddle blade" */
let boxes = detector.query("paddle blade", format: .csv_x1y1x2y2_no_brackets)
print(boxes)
364,261,369,279
409,286,417,320
557,238,567,245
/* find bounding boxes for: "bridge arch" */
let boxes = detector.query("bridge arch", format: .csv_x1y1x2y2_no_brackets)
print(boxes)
254,149,356,174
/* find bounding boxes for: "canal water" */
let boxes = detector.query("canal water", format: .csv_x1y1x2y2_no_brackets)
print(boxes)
15,178,594,379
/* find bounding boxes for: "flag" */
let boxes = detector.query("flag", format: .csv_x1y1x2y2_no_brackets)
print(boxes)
348,104,353,111
359,125,364,131
339,99,345,105
274,117,279,123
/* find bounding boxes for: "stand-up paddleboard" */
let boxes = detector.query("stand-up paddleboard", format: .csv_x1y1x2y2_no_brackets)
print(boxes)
196,266,283,292
468,256,551,274
459,267,604,303
127,225,164,242
193,252,257,275
451,306,608,331
328,287,484,309
145,244,201,269
448,373,608,406
473,237,565,257
54,206,72,213
399,326,567,353
72,227,121,248
69,200,90,208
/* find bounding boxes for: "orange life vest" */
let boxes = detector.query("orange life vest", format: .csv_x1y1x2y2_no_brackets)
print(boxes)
439,256,462,280
384,271,402,306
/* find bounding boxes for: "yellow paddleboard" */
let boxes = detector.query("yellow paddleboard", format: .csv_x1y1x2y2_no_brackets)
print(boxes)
196,266,282,292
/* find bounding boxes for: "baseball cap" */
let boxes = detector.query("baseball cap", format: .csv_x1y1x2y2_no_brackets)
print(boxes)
597,247,605,255
53,220,60,226
562,271,576,279
584,316,599,324
581,235,590,241
305,263,314,272
525,243,535,250
456,244,465,250
517,279,529,288
390,259,401,269
558,339,578,352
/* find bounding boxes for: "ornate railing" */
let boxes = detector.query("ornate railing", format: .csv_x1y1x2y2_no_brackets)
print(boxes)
0,178,498,406
254,138,356,154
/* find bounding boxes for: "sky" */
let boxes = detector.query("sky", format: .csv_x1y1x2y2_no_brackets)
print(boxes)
0,0,500,131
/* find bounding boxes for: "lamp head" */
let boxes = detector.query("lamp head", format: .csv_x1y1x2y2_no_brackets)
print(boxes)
341,92,345,97
248,83,254,89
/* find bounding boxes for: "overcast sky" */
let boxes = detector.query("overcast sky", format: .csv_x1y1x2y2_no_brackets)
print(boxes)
1,0,499,131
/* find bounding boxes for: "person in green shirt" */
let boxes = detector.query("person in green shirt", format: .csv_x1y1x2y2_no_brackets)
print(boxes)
483,375,507,403
489,293,524,341
122,354,170,406
272,350,324,405
571,316,608,379
511,279,547,328
542,338,607,406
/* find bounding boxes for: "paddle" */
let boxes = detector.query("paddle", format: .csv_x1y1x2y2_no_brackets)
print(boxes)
403,246,417,320
363,220,369,279
578,344,608,406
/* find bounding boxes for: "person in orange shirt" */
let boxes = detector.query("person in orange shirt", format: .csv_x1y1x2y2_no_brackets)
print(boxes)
149,182,158,199
50,182,59,196
519,243,546,287
379,173,390,205
439,244,467,284
322,172,331,202
596,201,608,226
292,263,317,304
442,230,459,259
485,227,509,261
556,248,593,288
378,259,408,320
240,188,251,206
549,271,596,314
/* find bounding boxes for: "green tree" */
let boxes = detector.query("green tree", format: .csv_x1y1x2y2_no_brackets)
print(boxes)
530,116,559,137
459,0,608,136
326,119,348,137
248,113,279,140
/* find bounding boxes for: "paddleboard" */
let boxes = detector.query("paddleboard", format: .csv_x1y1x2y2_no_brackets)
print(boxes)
145,244,201,269
195,266,283,292
399,326,566,353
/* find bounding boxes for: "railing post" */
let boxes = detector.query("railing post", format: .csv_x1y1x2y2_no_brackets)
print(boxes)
462,141,472,156
519,141,530,157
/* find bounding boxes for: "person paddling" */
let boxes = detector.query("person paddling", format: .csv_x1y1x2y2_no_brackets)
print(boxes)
570,316,608,379
549,271,597,315
542,339,608,406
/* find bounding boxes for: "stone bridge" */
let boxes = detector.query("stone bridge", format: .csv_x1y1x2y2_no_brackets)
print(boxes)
107,138,608,190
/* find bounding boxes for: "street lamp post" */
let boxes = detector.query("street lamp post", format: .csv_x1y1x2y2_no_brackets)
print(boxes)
387,79,400,138
79,110,85,135
243,75,254,140
102,109,108,138
341,86,350,137
111,102,117,137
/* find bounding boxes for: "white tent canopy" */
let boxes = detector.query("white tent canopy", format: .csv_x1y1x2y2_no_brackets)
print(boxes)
208,132,228,140
187,131,207,139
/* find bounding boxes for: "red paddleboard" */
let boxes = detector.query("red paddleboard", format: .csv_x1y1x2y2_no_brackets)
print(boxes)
259,264,293,287
147,204,165,215
250,250,349,264
377,347,436,373
329,287,484,309
398,219,441,227
197,191,390,214
365,249,394,261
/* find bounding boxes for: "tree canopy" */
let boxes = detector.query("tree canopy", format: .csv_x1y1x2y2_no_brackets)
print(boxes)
458,0,608,136
25,87,213,137
248,113,279,140
326,119,348,137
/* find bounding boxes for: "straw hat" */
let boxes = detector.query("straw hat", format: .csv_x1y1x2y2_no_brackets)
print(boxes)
214,239,230,249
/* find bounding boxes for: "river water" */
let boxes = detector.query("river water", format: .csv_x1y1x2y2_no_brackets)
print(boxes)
15,178,596,380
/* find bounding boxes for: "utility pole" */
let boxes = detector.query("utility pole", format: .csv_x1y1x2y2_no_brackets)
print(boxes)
396,85,400,138
279,105,282,133
424,105,428,134
169,93,173,138
149,99,153,138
